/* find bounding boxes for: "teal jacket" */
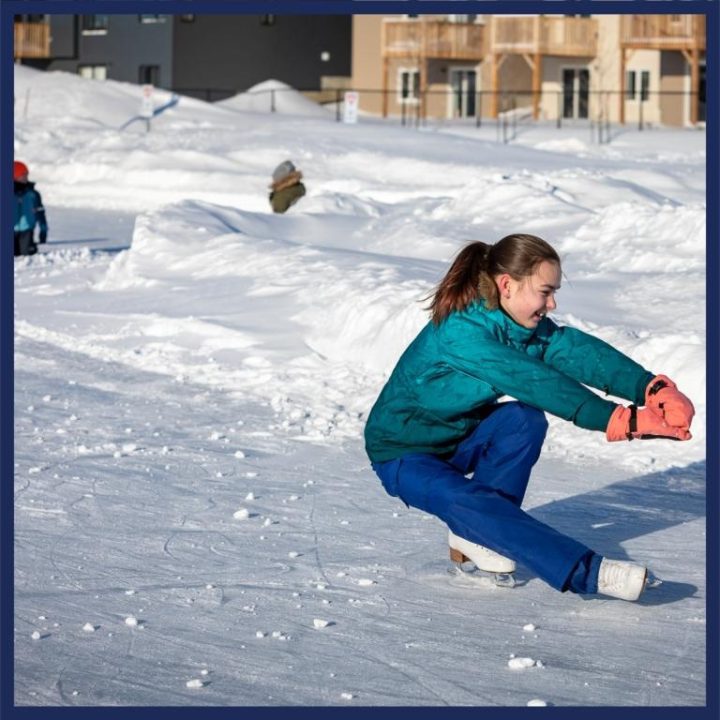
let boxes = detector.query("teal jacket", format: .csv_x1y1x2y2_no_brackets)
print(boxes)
364,301,654,462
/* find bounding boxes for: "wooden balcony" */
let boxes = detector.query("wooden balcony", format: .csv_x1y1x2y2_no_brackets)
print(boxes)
491,16,598,57
381,18,484,61
621,14,705,51
14,21,51,59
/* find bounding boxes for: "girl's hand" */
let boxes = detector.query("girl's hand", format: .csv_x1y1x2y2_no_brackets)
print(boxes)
645,375,695,429
606,404,691,442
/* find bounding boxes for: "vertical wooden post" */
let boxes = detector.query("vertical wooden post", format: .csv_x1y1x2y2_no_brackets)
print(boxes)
532,16,542,120
382,56,389,118
619,47,626,125
533,53,542,120
419,19,427,123
419,58,427,124
491,54,499,118
690,47,699,125
381,19,389,118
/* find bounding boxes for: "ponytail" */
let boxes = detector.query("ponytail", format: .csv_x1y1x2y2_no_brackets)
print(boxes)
428,234,560,325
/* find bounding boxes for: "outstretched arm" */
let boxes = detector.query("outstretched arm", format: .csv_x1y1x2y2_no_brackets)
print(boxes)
540,322,653,404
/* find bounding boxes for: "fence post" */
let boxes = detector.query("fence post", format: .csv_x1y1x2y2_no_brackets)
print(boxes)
638,92,642,131
270,90,276,113
476,92,481,128
556,92,561,129
336,89,341,122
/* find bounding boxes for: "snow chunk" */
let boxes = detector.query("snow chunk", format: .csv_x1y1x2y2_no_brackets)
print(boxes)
523,623,536,632
186,679,206,689
82,623,96,632
508,657,537,670
31,631,41,640
313,618,330,629
233,508,250,520
124,616,139,627
527,699,548,707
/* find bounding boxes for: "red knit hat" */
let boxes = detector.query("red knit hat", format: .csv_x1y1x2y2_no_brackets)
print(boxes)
14,161,29,180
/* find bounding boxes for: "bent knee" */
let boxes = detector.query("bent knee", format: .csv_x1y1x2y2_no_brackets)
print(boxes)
502,402,548,437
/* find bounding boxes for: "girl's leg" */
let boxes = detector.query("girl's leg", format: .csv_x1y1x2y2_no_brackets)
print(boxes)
372,403,601,593
448,402,547,506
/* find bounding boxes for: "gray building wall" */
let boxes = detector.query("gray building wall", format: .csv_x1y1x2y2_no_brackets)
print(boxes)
171,15,352,100
46,15,173,87
36,14,351,102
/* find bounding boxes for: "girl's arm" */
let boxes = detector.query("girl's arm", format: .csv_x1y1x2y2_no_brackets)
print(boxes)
439,324,616,432
539,321,654,405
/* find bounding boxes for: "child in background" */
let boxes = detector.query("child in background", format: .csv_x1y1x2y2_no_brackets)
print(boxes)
364,234,694,602
269,160,306,214
14,160,48,257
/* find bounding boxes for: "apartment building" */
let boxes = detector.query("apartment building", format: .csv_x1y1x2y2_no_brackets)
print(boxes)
352,13,706,126
13,14,352,102
14,13,705,126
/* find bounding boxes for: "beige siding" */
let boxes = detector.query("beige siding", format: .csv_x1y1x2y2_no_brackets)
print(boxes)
660,52,689,126
350,14,703,125
351,15,389,115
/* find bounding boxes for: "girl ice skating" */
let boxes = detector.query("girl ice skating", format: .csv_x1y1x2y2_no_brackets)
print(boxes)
365,234,694,601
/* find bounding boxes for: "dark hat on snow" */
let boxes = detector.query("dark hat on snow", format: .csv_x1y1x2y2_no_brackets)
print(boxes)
272,160,297,183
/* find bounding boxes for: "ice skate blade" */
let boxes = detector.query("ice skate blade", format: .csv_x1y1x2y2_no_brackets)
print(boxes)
645,571,663,589
448,562,516,588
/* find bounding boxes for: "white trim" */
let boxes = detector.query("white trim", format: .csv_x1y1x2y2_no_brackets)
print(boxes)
397,67,420,105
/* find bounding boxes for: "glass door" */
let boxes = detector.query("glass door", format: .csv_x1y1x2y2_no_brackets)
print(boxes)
563,68,590,119
450,69,477,118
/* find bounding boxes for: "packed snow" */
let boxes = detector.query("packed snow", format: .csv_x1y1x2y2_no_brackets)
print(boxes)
13,65,706,707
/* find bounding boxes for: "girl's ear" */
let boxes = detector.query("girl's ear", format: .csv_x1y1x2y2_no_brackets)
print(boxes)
495,273,512,299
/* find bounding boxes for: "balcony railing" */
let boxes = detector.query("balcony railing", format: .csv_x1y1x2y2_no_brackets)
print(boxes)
382,19,484,61
14,21,51,59
491,16,598,57
621,14,705,50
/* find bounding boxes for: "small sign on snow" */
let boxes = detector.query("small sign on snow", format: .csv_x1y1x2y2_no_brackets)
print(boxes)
140,85,154,119
343,91,359,124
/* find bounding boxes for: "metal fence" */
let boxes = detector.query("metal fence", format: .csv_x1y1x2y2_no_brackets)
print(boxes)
172,86,705,141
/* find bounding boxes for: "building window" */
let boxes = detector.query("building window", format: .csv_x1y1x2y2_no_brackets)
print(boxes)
78,65,107,81
398,69,420,104
626,70,650,101
139,15,166,24
139,65,160,86
81,15,109,35
260,15,276,26
640,70,650,101
626,70,636,99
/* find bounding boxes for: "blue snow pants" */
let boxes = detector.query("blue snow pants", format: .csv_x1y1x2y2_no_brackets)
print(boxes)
371,402,601,594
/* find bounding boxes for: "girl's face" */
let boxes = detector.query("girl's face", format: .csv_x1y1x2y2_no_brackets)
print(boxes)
497,260,561,329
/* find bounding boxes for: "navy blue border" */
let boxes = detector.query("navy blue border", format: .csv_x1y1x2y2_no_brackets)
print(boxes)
2,0,717,719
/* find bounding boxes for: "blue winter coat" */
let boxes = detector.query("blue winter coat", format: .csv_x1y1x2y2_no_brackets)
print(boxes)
364,301,653,462
14,181,47,236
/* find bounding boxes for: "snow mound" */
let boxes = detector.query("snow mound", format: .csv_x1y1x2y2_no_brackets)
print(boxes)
218,79,332,118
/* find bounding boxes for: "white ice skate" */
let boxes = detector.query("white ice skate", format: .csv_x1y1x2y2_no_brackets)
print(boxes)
448,530,517,588
597,558,649,601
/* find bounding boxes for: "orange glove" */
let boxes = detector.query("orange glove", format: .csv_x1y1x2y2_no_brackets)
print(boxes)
606,404,691,442
645,375,695,429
